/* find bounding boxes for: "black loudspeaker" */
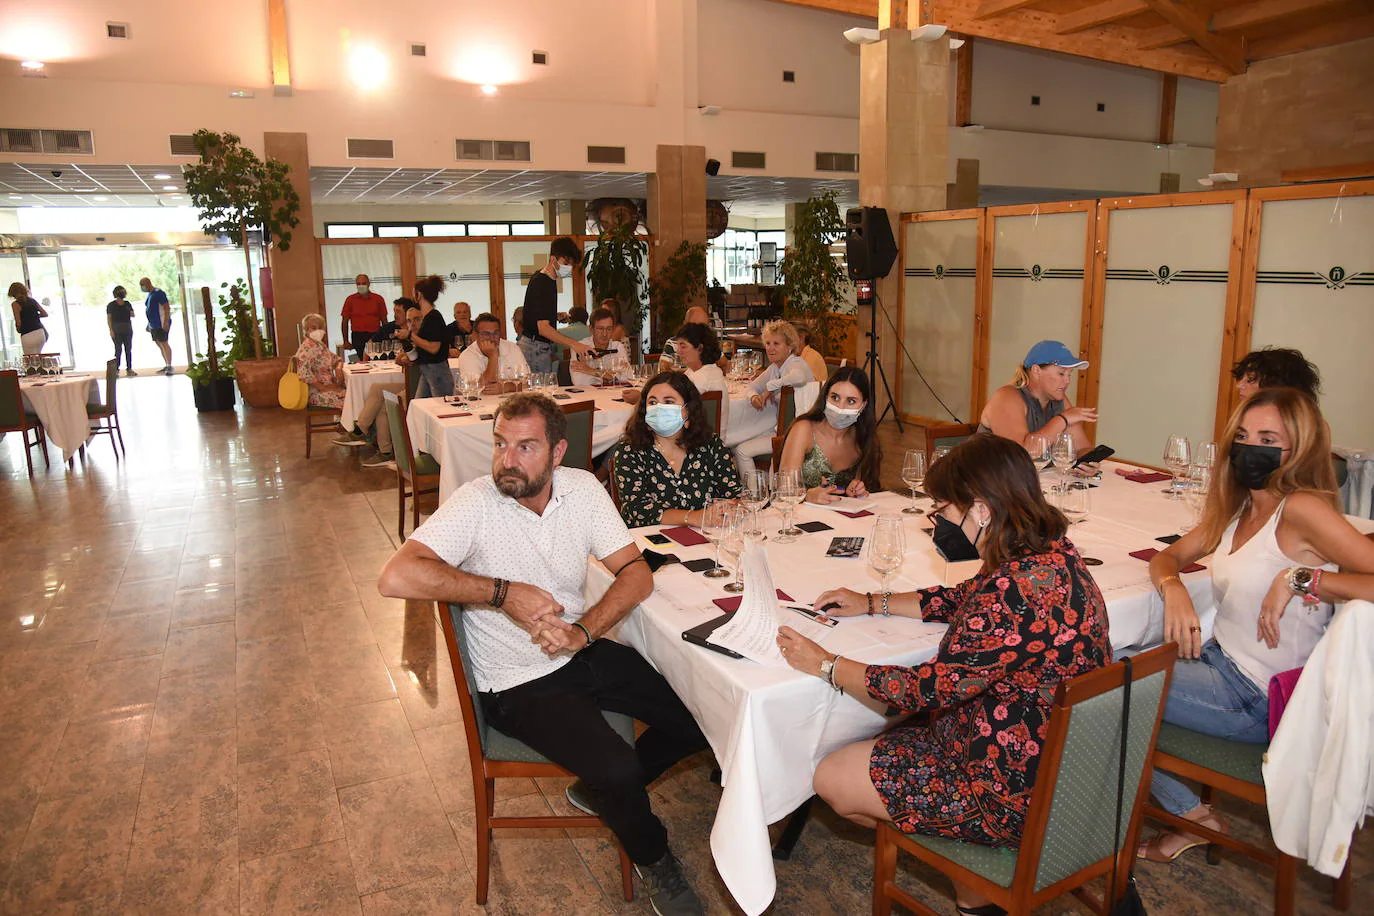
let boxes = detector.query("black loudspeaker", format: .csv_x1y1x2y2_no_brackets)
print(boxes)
845,207,898,280
705,158,721,176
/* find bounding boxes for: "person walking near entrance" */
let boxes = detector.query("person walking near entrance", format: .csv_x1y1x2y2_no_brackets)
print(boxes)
8,282,48,355
341,274,388,360
107,285,136,376
139,277,174,375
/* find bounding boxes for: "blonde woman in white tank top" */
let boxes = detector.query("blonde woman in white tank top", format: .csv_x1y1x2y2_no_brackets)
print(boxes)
1138,388,1374,864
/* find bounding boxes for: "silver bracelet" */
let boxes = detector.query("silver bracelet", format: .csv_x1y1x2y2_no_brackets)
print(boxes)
881,591,892,617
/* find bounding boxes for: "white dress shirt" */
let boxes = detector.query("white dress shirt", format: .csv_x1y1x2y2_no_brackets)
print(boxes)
748,353,813,395
456,338,529,380
570,338,627,385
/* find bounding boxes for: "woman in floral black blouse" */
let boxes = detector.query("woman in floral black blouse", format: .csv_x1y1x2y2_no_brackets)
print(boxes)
777,434,1109,916
613,370,741,528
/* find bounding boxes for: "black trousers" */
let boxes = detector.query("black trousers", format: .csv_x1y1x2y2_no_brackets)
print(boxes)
350,331,373,360
112,329,133,370
479,640,707,865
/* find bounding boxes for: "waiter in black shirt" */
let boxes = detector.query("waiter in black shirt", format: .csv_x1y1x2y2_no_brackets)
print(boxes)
518,237,592,374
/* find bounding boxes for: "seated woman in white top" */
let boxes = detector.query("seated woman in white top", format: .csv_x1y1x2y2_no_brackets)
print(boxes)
570,306,627,386
1141,387,1374,863
626,322,725,409
747,320,813,410
456,312,530,393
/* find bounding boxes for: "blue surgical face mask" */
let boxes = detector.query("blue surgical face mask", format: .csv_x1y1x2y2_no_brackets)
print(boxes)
645,404,686,438
824,404,862,430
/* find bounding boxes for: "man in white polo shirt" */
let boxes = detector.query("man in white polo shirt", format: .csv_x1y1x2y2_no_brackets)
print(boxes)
455,311,530,393
379,392,706,916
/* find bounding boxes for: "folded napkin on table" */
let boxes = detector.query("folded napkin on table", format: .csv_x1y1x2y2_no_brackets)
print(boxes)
1116,469,1172,483
1129,547,1205,573
661,526,708,547
713,589,792,613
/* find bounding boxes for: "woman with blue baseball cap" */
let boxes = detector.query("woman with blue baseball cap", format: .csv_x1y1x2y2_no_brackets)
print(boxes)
978,339,1098,456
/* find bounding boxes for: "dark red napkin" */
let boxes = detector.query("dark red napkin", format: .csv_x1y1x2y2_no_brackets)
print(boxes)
1129,547,1205,573
834,509,874,518
1120,470,1172,483
436,412,472,419
713,589,793,612
662,526,708,547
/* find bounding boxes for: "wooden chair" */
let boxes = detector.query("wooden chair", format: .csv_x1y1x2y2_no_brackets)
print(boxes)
292,357,344,458
439,602,635,905
556,355,573,387
874,644,1177,916
823,356,847,380
560,399,596,471
700,390,723,439
605,446,623,511
766,385,802,471
0,369,49,477
923,421,979,463
86,359,125,456
381,390,441,541
402,360,421,403
1142,725,1354,915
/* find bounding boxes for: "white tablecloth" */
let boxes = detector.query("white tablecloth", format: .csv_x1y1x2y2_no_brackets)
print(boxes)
20,375,98,460
584,465,1219,915
338,358,463,431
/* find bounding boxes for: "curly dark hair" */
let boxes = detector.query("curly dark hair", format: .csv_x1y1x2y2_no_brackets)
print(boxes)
623,371,712,452
1231,347,1320,397
672,322,722,365
414,274,446,305
793,365,883,493
550,236,581,262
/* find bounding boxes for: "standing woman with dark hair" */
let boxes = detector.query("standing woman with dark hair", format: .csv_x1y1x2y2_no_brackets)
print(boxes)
777,433,1109,915
9,281,48,355
107,285,136,376
612,370,740,528
778,366,882,504
411,274,455,398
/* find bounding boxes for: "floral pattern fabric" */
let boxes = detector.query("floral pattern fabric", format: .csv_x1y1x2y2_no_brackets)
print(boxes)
799,443,856,492
864,538,1110,846
294,340,344,408
613,437,741,528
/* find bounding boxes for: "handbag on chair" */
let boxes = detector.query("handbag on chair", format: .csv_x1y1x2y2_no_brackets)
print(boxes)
1109,656,1147,916
278,360,310,410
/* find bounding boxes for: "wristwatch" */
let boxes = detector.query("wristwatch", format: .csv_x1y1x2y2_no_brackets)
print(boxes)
1286,566,1315,597
819,655,842,692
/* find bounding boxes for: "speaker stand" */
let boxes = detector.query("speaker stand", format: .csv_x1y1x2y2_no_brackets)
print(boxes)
861,297,903,431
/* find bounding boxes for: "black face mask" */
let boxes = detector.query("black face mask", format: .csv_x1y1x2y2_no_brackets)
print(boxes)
932,512,982,562
1229,442,1283,491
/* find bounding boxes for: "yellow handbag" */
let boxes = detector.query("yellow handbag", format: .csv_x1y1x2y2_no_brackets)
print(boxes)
278,360,310,410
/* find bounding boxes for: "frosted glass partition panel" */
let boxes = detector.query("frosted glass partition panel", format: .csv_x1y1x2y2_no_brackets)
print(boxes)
901,219,978,422
415,242,492,319
1095,204,1234,465
987,210,1089,394
1249,195,1374,449
319,244,402,350
502,240,575,338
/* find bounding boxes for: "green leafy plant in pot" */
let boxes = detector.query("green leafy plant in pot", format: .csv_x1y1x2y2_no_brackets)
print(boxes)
582,221,647,348
647,240,707,351
778,190,851,355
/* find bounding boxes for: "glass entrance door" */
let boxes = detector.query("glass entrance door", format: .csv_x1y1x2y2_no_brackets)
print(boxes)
59,248,184,371
1,250,23,360
23,255,75,367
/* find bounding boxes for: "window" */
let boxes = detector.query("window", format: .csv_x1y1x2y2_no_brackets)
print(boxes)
377,225,420,238
325,220,546,239
511,223,547,237
326,224,375,239
707,228,787,288
422,224,467,237
466,223,511,236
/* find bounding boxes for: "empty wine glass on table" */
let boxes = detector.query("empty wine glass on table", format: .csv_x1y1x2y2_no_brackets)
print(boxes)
739,469,771,539
701,500,733,579
1050,432,1076,499
1182,464,1211,531
1162,434,1191,499
772,469,805,543
721,507,748,594
1026,434,1049,465
867,515,906,597
1061,480,1091,524
901,449,927,515
1194,441,1218,470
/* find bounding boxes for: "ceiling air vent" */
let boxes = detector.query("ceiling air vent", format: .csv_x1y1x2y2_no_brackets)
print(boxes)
347,138,395,159
587,145,626,165
0,128,40,153
410,42,426,57
815,151,859,172
106,22,131,40
42,129,94,155
456,139,532,162
732,151,766,169
532,50,548,65
169,134,198,156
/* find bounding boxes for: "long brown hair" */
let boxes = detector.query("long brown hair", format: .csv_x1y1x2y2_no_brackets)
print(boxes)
924,433,1068,570
1196,387,1336,552
794,366,882,493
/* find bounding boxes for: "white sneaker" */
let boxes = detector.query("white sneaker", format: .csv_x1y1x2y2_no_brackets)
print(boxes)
361,453,395,469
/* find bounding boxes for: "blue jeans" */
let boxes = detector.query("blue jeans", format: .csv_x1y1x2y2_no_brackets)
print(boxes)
414,361,454,399
519,337,556,375
1150,640,1269,815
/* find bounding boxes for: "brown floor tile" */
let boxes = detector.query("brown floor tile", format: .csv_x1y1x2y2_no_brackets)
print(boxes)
19,604,105,651
108,576,179,618
150,672,236,740
413,723,480,815
390,660,463,730
236,687,327,765
235,597,304,641
139,727,238,821
161,622,235,678
237,748,345,860
358,869,482,916
182,529,238,560
238,839,361,916
68,655,163,723
170,585,237,629
118,553,183,589
299,600,376,655
132,526,188,554
175,554,236,589
337,770,464,896
370,607,443,671
42,712,151,800
93,611,170,662
142,506,194,529
322,698,425,788
309,642,396,709
359,592,408,624
121,786,238,915
292,573,361,610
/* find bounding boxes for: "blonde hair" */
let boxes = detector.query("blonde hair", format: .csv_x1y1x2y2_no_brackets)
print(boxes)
1011,365,1031,389
301,312,326,331
1196,387,1337,552
763,320,800,354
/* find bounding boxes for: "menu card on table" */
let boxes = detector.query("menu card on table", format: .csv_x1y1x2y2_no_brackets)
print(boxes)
709,546,825,666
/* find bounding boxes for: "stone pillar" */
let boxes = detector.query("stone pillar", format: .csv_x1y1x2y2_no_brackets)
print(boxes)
646,144,708,342
857,15,950,417
542,200,558,234
262,132,320,351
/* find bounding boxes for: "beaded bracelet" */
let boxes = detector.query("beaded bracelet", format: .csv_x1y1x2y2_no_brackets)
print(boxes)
491,578,509,608
866,592,875,616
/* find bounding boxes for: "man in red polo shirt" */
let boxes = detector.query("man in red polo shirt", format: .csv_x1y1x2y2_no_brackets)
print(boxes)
341,274,388,359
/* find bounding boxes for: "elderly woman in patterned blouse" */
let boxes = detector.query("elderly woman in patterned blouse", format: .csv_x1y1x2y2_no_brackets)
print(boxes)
777,433,1109,916
293,312,346,408
612,370,740,529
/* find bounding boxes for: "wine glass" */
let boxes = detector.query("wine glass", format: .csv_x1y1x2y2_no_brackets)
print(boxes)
867,515,906,596
901,449,927,515
739,469,771,539
701,500,733,579
1194,441,1218,469
721,507,747,594
772,469,805,543
1050,432,1076,497
1062,480,1091,524
1026,434,1049,466
1183,464,1211,531
1163,434,1191,499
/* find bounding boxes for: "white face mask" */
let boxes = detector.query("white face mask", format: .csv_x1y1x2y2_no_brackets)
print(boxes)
824,404,862,430
356,284,369,295
555,262,573,279
308,328,326,342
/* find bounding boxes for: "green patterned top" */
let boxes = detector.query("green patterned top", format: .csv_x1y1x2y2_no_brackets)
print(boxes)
800,444,856,491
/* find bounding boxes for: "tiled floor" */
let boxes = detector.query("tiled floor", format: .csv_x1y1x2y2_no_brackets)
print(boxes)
0,378,1366,914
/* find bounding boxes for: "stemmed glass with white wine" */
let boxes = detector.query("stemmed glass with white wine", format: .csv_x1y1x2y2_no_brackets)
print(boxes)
1050,432,1077,501
867,515,906,598
701,500,733,579
739,469,771,539
901,449,928,515
772,469,805,543
1163,434,1191,499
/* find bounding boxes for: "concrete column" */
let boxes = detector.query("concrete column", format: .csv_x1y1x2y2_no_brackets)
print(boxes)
262,132,321,351
646,144,708,342
542,200,558,234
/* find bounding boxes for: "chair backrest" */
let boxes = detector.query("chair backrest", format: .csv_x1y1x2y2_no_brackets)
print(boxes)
643,352,662,368
700,390,723,439
403,361,420,403
794,380,820,415
0,370,23,431
101,358,118,412
924,422,979,463
556,356,572,387
561,399,596,471
382,390,421,476
774,385,796,438
1012,643,1177,900
605,444,622,510
823,356,847,380
439,604,499,775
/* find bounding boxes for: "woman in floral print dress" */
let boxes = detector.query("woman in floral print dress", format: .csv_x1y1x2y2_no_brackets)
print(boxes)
778,434,1109,916
293,312,346,408
613,370,740,528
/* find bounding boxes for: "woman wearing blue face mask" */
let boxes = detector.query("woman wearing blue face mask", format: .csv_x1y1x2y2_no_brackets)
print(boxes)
612,370,741,529
778,366,883,505
1141,387,1374,864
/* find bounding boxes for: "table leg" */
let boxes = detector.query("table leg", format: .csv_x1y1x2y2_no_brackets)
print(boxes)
771,796,814,861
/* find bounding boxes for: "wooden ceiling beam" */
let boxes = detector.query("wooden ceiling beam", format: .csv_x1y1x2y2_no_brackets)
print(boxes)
762,0,879,17
1140,0,1247,73
1248,10,1374,58
1211,0,1350,34
1056,0,1149,35
1136,24,1190,49
973,0,1042,18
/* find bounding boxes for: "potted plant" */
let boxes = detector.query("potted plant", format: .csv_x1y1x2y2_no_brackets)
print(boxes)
778,190,851,355
647,240,707,350
186,286,237,412
183,129,300,407
582,220,648,350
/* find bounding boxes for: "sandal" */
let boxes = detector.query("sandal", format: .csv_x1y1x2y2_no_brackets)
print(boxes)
1136,805,1226,863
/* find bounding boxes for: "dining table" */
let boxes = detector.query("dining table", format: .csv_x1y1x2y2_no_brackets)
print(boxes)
19,373,98,461
338,357,464,431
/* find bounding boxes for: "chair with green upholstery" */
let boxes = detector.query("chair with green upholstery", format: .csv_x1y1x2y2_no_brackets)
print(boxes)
381,390,440,541
86,359,125,456
560,398,596,471
1144,723,1353,914
440,602,635,905
700,389,723,439
874,644,1177,916
402,360,421,403
0,369,49,477
923,422,979,464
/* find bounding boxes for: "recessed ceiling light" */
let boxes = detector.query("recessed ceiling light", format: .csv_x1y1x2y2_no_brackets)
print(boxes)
9,194,21,199
162,185,177,191
480,84,498,96
93,196,108,201
20,60,44,71
153,173,171,180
